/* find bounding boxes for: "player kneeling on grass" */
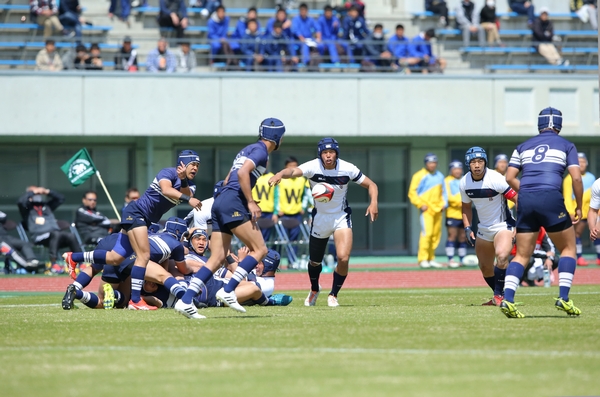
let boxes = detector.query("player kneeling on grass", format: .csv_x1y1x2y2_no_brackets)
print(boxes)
269,138,378,307
460,147,518,307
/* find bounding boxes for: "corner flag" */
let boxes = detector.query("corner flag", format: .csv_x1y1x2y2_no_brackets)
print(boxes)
60,148,97,187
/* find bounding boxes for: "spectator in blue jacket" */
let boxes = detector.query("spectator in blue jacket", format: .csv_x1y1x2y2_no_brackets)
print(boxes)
425,0,449,26
509,0,535,26
411,29,446,73
260,21,298,72
317,5,346,63
291,3,322,67
158,0,188,38
387,24,421,69
208,5,238,65
109,0,131,23
233,7,261,40
146,38,177,72
239,19,263,71
342,6,369,62
59,0,82,41
266,8,293,38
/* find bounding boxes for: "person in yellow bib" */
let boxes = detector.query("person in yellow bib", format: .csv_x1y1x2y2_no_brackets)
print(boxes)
563,152,598,266
252,172,280,242
444,160,466,268
408,153,448,268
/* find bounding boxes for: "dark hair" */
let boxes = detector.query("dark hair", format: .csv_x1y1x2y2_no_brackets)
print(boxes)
90,43,100,51
75,44,87,53
247,18,258,26
273,21,284,29
348,6,358,12
396,24,404,30
247,6,257,13
126,188,139,198
425,28,436,38
83,190,97,199
324,5,332,11
45,39,55,45
285,156,299,166
216,5,225,12
299,3,308,9
276,7,287,15
374,23,383,30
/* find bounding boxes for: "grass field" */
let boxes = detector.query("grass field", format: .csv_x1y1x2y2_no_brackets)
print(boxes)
1,286,599,397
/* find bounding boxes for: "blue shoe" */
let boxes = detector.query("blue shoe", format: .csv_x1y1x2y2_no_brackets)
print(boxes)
270,294,293,306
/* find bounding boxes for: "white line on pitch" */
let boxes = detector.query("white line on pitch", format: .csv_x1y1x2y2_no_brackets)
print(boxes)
0,303,60,308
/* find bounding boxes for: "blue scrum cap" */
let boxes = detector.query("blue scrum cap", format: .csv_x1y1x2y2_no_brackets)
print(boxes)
262,249,281,274
538,107,562,132
164,216,188,238
465,147,487,168
259,118,286,150
424,153,438,164
177,150,200,167
494,154,508,168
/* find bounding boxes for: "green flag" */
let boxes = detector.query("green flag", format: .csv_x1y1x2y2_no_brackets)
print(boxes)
60,148,97,187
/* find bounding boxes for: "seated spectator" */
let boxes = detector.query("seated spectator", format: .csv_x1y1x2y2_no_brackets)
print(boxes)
30,0,65,38
344,0,365,17
260,21,298,72
387,24,421,70
109,0,132,23
75,191,111,245
190,0,221,18
480,0,502,46
68,44,89,70
291,3,322,68
35,39,63,71
86,43,103,71
456,0,485,47
318,5,346,64
509,0,535,26
122,188,140,212
158,0,188,38
17,186,82,267
532,8,569,66
266,8,293,37
147,38,177,72
411,29,447,73
175,42,197,72
58,0,83,42
114,36,138,71
343,6,370,63
363,24,394,71
233,7,261,40
425,0,449,27
238,19,263,71
0,211,39,270
571,0,598,30
208,6,237,67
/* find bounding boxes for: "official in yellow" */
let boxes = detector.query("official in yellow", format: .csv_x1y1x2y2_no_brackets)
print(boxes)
563,152,598,266
252,172,279,241
444,160,467,268
408,153,448,268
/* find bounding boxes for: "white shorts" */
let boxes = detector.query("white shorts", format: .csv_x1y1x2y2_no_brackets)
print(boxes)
476,222,514,242
310,211,352,239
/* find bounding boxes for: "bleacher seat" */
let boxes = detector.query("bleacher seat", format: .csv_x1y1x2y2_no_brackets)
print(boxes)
486,64,597,72
0,23,112,34
318,63,361,70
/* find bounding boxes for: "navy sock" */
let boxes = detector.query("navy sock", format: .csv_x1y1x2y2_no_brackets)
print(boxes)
504,261,525,303
253,293,268,306
224,256,258,293
75,288,84,300
79,291,99,308
72,251,107,265
484,276,495,292
73,272,93,289
130,265,146,303
181,266,213,304
445,239,455,261
308,263,322,291
558,256,576,300
458,242,468,261
164,277,185,299
330,271,347,297
575,237,582,259
494,267,506,296
114,290,124,306
594,239,600,259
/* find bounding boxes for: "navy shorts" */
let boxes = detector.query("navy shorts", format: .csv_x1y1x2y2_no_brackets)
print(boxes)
211,189,251,235
197,277,224,307
101,254,135,284
120,201,151,232
446,218,464,228
516,190,572,233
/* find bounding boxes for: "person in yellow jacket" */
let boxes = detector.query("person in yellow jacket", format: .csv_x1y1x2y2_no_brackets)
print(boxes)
494,154,515,211
563,152,598,266
408,153,448,268
252,172,279,242
444,160,466,268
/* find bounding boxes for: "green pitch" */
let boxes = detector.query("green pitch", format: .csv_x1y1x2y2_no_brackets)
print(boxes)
1,287,599,397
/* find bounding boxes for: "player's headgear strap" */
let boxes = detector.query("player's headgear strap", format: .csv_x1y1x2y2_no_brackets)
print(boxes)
317,137,340,157
262,249,281,274
178,150,200,167
494,154,508,168
449,160,463,170
165,216,187,238
465,146,487,168
424,153,438,164
538,107,562,132
259,118,286,150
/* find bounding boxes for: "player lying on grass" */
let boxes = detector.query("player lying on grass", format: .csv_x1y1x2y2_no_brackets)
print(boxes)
508,227,559,287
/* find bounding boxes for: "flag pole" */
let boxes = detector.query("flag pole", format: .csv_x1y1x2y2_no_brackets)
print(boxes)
95,171,121,222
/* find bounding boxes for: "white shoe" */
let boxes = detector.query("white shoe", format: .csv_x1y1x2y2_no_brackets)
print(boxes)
304,285,321,306
327,295,339,307
419,261,431,268
216,288,246,313
428,260,444,268
174,299,206,319
448,259,461,269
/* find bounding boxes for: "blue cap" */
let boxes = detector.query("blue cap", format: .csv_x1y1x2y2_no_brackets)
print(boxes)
148,223,161,234
190,228,208,240
259,118,286,150
164,216,187,239
538,107,562,132
465,146,487,168
177,150,200,167
262,249,281,274
317,137,340,157
494,154,508,167
424,153,438,164
449,160,463,170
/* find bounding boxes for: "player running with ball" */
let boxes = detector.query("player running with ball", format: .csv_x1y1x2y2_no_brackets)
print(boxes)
269,138,378,307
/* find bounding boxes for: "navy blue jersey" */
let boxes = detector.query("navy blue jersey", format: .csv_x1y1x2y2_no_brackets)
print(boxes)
196,276,225,307
509,131,579,191
148,232,185,263
96,233,120,251
222,141,269,194
141,281,186,309
136,167,197,223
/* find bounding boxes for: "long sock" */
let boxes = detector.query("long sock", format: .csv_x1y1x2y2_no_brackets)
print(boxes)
458,242,468,261
330,271,347,297
9,251,27,267
73,272,93,290
79,291,99,309
484,276,495,292
594,239,600,260
494,267,506,296
164,277,185,299
72,251,107,264
253,293,268,306
130,266,146,303
575,237,582,259
445,240,455,261
114,290,124,306
558,256,576,301
224,256,258,293
181,266,212,304
308,263,322,291
504,261,525,303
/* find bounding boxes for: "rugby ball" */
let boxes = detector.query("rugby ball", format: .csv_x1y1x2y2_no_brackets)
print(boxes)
312,182,335,203
461,254,479,267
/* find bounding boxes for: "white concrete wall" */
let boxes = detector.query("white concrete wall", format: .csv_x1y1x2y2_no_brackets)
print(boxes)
0,72,597,137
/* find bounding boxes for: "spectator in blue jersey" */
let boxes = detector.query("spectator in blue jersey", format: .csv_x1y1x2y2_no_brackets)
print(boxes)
260,21,299,72
147,38,177,72
266,7,293,37
64,151,202,311
387,24,421,71
233,7,261,40
317,5,345,64
509,0,535,26
58,0,83,42
176,118,286,319
292,3,322,68
502,107,583,318
239,19,264,71
208,6,238,67
342,6,369,62
425,0,450,26
411,29,446,73
158,0,188,38
109,0,131,23
363,23,394,71
75,191,112,245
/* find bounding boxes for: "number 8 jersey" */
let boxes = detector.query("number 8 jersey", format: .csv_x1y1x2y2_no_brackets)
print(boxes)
509,130,579,191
